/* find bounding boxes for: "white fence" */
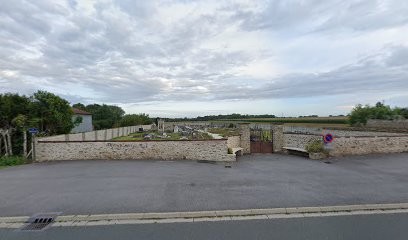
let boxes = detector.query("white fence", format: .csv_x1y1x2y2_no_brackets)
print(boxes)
38,125,153,142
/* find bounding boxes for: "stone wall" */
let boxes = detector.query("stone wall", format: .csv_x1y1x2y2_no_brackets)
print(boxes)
284,133,322,149
284,126,404,137
366,119,408,130
330,136,408,156
227,136,241,148
239,123,251,154
283,133,408,157
39,125,153,142
36,140,236,162
272,125,284,152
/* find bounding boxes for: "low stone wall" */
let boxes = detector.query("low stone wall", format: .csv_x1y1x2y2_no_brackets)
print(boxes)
330,136,408,156
35,140,236,162
284,133,322,149
283,133,408,157
39,125,153,142
227,136,241,148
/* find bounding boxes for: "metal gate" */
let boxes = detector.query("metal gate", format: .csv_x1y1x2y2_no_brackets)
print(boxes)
250,128,273,153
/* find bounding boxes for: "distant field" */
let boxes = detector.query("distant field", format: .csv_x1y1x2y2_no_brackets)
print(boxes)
281,122,350,128
171,116,351,128
219,116,350,128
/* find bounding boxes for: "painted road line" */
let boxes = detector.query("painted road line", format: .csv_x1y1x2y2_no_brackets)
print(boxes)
2,203,408,228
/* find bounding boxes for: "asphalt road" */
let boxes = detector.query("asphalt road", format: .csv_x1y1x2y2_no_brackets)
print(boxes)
1,153,408,217
1,212,408,240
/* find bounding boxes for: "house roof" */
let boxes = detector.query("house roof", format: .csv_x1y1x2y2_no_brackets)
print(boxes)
72,108,92,115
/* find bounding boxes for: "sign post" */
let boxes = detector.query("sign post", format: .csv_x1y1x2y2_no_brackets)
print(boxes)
323,133,334,151
29,128,39,161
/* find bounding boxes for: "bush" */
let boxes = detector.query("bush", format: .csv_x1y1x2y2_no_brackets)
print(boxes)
227,148,233,154
0,156,27,167
305,140,325,153
349,102,401,126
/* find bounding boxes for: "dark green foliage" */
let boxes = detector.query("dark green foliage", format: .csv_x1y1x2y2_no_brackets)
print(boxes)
72,103,125,129
30,91,75,135
0,93,31,128
0,156,27,167
118,114,152,127
349,102,403,126
394,108,408,119
305,139,325,153
1,91,77,155
228,148,233,154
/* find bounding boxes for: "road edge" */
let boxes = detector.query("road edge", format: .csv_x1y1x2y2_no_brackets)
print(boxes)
2,203,408,228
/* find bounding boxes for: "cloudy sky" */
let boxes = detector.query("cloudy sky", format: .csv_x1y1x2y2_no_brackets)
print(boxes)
1,0,407,117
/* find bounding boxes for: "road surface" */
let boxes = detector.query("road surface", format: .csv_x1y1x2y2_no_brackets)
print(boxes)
1,153,408,216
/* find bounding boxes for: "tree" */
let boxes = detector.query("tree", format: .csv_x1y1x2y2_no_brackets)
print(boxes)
78,104,125,129
0,94,33,156
72,103,86,111
395,107,408,119
0,93,31,128
30,91,76,135
118,114,152,127
349,102,400,126
11,114,28,158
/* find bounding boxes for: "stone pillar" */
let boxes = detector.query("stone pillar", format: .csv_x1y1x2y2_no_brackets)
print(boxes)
239,123,251,154
158,119,165,134
271,124,284,153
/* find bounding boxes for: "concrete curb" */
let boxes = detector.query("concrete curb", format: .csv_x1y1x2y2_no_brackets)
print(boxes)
2,203,408,228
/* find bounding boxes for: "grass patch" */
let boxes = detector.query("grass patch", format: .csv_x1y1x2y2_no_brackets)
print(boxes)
0,156,27,169
208,128,240,137
112,131,213,141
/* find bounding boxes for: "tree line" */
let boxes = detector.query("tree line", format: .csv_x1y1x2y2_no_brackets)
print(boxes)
0,91,152,158
72,103,152,129
165,113,277,122
349,102,408,126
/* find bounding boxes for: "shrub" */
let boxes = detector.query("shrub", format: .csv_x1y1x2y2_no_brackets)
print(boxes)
0,156,27,167
305,139,325,153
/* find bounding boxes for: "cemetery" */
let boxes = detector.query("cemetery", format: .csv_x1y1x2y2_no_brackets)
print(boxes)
28,119,408,162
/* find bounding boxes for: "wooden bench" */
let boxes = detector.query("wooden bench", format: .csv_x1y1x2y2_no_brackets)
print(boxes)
282,147,309,157
231,147,243,156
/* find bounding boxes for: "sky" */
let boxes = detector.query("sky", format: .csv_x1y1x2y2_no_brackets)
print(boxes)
1,0,408,117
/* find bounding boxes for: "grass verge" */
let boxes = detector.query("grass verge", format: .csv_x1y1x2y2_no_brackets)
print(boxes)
0,156,28,169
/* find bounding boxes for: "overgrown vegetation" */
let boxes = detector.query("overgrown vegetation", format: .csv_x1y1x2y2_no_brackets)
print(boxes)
305,140,326,153
1,91,153,157
118,114,152,127
207,128,241,137
228,148,233,154
73,103,152,129
349,102,408,126
112,131,213,141
1,91,80,157
0,156,27,169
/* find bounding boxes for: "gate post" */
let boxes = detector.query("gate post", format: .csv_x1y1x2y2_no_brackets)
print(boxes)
239,123,251,154
271,124,284,152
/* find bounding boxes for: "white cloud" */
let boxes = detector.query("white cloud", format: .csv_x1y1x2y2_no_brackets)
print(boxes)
0,0,407,116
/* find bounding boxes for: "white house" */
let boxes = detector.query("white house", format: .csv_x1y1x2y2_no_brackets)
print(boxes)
71,108,93,133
